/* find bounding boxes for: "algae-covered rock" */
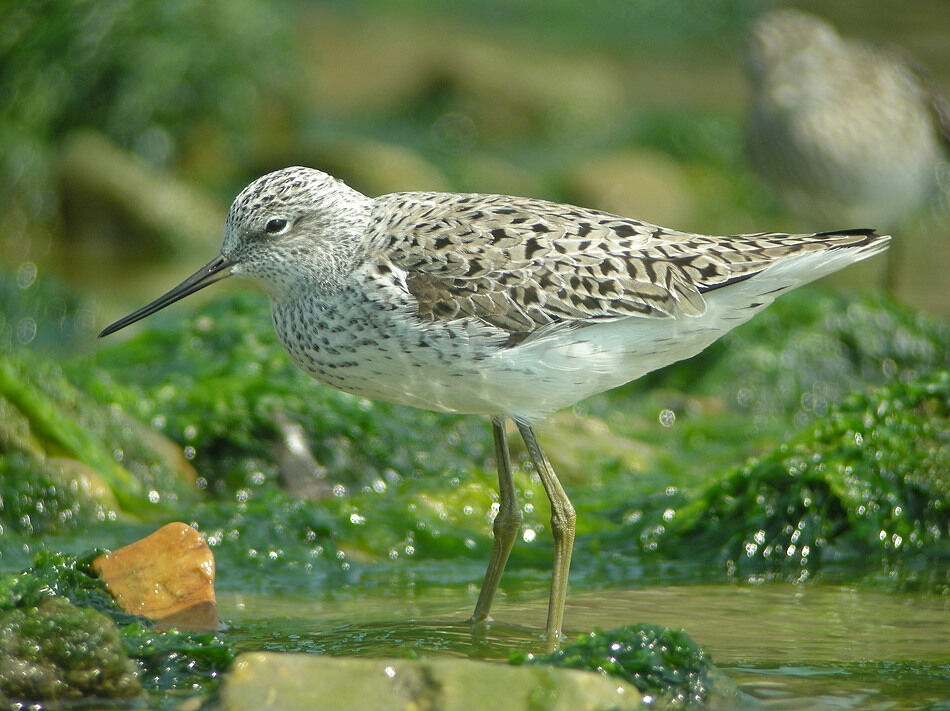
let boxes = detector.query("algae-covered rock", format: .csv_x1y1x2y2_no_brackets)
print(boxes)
0,597,140,703
517,624,715,707
619,371,949,585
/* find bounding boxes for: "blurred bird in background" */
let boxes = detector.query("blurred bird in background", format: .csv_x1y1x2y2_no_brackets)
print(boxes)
743,9,949,290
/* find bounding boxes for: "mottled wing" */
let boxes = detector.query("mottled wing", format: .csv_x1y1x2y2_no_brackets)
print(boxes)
365,192,875,335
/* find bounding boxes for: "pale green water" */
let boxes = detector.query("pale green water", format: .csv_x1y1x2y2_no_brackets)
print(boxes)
219,583,950,709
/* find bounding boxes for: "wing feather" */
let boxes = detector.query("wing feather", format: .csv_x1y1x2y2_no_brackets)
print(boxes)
364,191,884,336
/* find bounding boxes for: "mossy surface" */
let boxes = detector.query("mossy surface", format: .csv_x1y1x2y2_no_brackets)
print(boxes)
0,597,141,704
515,624,712,706
608,371,949,589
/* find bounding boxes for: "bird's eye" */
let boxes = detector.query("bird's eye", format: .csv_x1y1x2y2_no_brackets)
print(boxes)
265,218,288,234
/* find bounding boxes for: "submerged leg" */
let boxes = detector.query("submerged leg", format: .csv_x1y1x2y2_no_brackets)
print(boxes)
472,416,522,624
515,420,576,652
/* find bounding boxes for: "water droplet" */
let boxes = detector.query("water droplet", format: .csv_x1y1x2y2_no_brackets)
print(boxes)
658,409,675,427
16,318,36,344
16,262,36,289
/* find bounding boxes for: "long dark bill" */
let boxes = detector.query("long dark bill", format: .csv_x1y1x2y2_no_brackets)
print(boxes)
98,254,234,337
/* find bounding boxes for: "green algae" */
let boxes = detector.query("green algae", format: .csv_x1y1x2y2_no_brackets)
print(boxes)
611,371,949,588
515,624,712,706
0,349,199,526
0,597,141,704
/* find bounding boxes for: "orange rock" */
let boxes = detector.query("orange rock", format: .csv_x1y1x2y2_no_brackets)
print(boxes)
91,522,220,632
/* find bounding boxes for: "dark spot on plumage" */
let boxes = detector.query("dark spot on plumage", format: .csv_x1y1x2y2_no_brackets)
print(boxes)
511,217,528,224
531,223,551,233
577,240,592,252
524,237,544,260
434,236,452,250
612,223,638,238
433,301,456,318
569,276,581,289
490,228,507,242
577,222,592,237
495,207,517,215
464,259,485,277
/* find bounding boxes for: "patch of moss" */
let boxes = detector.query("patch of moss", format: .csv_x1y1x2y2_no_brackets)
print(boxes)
0,550,117,615
615,371,949,585
515,624,711,705
0,597,141,704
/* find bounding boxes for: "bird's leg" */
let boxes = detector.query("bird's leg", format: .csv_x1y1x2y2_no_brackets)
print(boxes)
472,416,522,625
515,420,575,652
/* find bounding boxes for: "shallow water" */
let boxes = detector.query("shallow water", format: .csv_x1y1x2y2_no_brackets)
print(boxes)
220,582,950,709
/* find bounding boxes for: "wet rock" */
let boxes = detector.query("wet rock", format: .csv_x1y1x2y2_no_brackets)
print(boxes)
213,653,647,711
0,597,140,704
273,410,333,501
92,522,220,632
